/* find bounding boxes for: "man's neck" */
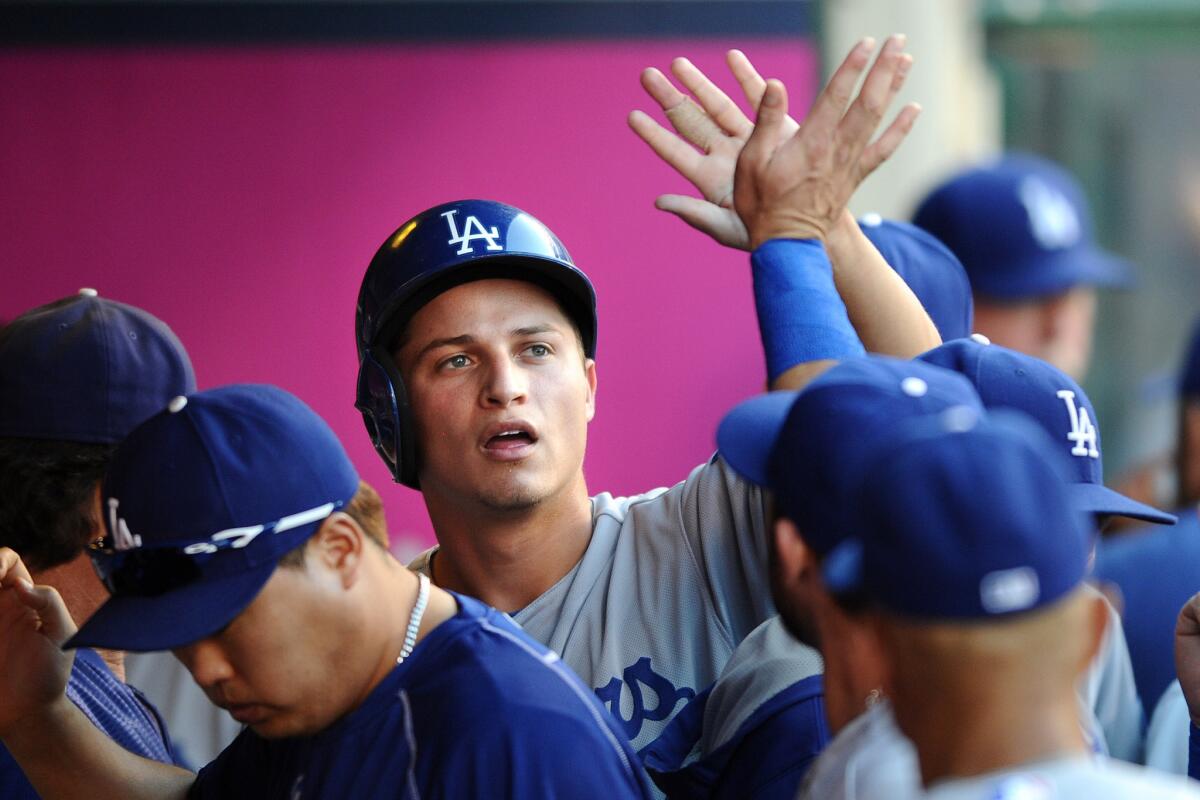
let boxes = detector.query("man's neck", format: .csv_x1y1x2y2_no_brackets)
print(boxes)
422,480,593,613
908,690,1085,786
816,603,886,734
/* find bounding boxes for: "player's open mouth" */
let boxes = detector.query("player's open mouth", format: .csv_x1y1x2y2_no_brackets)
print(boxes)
480,421,538,460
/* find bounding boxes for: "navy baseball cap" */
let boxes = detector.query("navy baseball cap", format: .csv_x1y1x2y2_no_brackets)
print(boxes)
717,355,985,557
912,153,1134,299
859,215,974,341
919,337,1176,525
0,289,195,443
822,411,1091,620
68,384,360,652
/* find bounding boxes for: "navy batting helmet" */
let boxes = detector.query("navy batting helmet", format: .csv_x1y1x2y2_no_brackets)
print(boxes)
355,199,597,487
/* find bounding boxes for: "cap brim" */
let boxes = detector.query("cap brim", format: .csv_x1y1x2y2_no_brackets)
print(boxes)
1071,482,1178,525
974,247,1136,299
66,561,276,652
715,391,800,486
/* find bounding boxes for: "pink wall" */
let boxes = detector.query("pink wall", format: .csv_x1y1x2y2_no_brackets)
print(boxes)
0,41,816,549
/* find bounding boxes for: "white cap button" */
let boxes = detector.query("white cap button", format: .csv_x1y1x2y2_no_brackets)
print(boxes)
900,376,928,397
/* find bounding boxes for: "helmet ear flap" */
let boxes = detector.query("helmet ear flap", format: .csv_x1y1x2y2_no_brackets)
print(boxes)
355,349,420,488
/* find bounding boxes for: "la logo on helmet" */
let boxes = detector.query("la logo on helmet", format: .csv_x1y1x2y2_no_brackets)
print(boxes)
1057,389,1098,458
443,209,503,255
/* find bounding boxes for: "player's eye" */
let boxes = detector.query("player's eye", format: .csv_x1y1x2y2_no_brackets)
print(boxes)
523,344,552,358
439,354,472,370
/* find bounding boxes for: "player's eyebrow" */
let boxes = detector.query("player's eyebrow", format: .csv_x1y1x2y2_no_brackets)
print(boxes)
511,324,561,338
414,334,475,361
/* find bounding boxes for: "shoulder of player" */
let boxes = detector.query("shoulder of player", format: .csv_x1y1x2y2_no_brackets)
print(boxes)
593,454,758,528
409,596,604,713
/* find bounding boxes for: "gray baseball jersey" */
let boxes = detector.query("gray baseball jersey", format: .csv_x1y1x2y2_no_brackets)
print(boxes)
1080,584,1145,762
923,756,1200,799
410,456,774,750
1145,680,1188,776
698,616,823,757
798,699,920,800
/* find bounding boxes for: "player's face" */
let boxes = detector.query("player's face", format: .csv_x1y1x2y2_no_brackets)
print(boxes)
172,563,360,738
972,287,1096,381
395,279,596,512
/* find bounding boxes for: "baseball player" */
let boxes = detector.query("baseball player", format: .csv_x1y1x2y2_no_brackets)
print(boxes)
920,337,1174,763
0,384,653,799
0,290,192,795
826,411,1199,798
794,341,1171,797
710,356,988,800
633,217,976,798
913,153,1135,382
354,34,938,754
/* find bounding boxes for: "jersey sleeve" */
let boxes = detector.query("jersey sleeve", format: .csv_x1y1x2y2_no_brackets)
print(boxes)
671,454,774,646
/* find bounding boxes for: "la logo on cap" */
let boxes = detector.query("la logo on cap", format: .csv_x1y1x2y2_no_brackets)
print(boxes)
1056,389,1098,459
1019,175,1081,250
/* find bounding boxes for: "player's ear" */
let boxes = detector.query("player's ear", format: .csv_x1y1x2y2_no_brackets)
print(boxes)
772,517,816,591
309,512,366,589
583,358,597,422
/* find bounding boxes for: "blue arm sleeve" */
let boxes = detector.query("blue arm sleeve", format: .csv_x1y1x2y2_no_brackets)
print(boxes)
752,239,865,383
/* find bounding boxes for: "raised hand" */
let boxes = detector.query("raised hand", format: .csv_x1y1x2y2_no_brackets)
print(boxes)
631,40,917,251
0,547,75,736
735,35,918,248
628,50,794,249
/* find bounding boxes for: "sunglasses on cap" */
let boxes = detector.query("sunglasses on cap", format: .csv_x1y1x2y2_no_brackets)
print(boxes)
87,500,344,597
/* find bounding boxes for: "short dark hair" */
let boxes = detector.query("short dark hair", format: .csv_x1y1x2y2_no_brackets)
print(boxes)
278,480,390,568
0,437,115,571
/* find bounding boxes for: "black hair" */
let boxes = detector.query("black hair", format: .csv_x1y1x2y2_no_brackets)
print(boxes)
0,437,115,571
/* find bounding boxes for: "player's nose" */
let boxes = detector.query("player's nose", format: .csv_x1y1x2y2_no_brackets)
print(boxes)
173,638,234,689
481,356,528,408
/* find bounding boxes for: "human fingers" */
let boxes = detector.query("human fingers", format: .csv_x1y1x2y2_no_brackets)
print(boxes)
838,35,910,152
638,69,727,152
640,66,689,113
801,37,876,137
671,57,753,139
856,102,922,179
0,548,33,589
740,78,792,169
628,110,706,180
655,194,749,250
727,49,768,111
13,579,76,645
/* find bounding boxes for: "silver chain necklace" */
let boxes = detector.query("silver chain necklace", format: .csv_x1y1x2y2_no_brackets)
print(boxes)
396,572,431,665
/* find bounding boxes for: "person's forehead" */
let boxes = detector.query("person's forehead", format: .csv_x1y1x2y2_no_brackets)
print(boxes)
400,279,574,347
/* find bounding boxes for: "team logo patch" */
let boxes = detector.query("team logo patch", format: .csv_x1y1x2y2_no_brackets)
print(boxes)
1019,175,1081,250
106,498,143,551
443,209,503,255
595,657,695,741
1057,389,1099,458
